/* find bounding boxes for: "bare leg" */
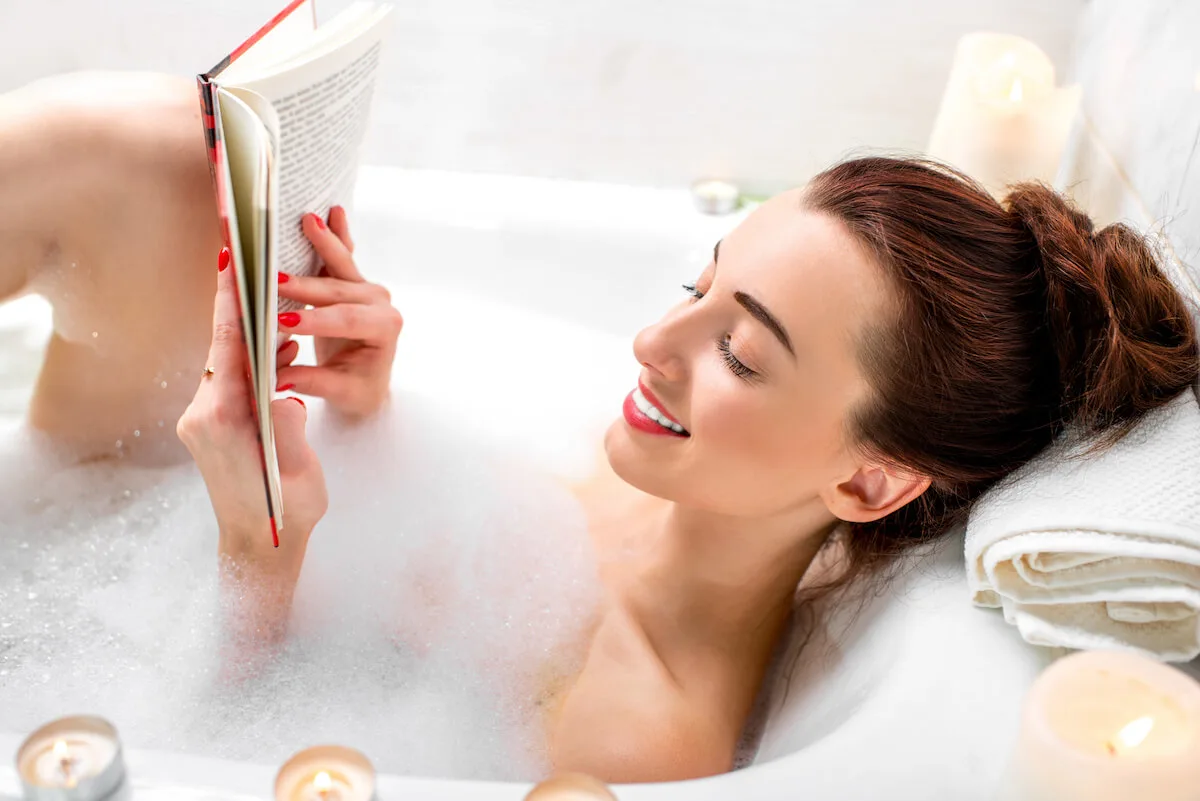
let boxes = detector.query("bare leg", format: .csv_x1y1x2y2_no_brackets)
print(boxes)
0,72,222,464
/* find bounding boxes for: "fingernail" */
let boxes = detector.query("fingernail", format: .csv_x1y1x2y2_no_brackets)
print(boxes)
309,213,327,231
218,247,231,272
290,397,306,409
278,271,290,284
279,312,301,328
277,383,295,392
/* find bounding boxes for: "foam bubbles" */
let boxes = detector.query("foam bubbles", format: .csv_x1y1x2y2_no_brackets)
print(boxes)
0,394,601,779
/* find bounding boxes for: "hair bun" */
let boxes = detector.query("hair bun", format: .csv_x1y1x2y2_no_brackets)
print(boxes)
1005,182,1197,439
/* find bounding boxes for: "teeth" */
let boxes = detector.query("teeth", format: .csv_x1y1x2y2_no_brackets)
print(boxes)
633,387,687,434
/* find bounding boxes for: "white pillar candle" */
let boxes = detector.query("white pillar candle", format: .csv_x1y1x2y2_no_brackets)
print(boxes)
16,716,126,801
274,746,375,801
927,33,1081,197
997,650,1200,801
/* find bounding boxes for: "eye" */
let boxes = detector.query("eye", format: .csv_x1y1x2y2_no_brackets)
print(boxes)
717,334,758,382
682,282,704,300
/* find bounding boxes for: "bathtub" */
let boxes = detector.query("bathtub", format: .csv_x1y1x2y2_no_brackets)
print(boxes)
0,166,1049,800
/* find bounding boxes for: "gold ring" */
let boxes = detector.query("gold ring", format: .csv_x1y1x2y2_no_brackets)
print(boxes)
202,367,215,379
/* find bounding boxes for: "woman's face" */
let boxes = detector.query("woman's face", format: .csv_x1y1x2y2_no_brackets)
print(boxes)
604,189,894,520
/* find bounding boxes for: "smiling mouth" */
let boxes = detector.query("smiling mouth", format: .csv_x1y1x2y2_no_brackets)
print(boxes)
623,382,690,437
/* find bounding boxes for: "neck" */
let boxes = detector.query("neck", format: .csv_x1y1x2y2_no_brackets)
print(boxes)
629,499,836,634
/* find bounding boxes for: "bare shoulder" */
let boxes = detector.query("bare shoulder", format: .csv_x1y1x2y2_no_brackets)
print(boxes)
549,605,744,783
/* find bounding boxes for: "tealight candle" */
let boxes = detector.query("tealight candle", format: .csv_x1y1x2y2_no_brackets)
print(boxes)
524,773,618,800
15,716,126,801
274,746,375,801
691,179,741,216
997,650,1200,801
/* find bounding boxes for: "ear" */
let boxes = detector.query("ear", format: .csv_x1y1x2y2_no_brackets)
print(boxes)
821,464,932,524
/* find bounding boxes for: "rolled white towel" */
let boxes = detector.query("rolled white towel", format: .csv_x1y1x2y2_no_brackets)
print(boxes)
965,390,1200,661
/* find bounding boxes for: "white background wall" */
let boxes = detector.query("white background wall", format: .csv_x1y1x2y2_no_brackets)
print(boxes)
3,0,1194,276
1065,0,1200,275
1,0,1082,191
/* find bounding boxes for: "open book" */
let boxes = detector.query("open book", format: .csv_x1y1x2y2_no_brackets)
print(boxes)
197,0,392,546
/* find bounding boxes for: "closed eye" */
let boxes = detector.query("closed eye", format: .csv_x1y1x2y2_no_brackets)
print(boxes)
718,335,758,381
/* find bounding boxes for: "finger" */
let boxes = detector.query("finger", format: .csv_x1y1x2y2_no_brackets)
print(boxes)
277,338,300,369
206,246,250,393
278,272,388,308
278,303,403,344
270,396,314,475
275,365,355,408
302,212,362,282
328,205,354,254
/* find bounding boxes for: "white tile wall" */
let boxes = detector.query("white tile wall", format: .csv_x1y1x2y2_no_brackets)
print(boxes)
0,0,1083,190
1060,0,1200,302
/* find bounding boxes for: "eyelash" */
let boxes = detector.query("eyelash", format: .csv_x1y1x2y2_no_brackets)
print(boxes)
718,335,757,381
681,283,758,382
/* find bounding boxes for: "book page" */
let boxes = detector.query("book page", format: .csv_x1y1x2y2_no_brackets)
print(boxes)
216,87,286,534
230,4,392,284
219,0,316,84
215,90,268,381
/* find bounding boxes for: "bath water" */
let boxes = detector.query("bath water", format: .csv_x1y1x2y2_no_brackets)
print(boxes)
0,394,601,780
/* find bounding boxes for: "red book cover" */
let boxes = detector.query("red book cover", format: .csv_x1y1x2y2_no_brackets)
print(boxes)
195,0,314,547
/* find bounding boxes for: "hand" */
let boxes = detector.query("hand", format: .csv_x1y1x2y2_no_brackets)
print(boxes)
177,246,328,595
275,206,402,419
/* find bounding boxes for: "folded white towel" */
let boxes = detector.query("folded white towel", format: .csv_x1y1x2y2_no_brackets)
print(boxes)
965,390,1200,661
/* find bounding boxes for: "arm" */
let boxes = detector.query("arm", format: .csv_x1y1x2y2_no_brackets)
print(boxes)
177,245,327,647
549,612,742,783
178,210,401,654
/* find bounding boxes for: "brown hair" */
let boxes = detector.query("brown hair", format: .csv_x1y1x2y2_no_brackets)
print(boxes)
802,156,1198,589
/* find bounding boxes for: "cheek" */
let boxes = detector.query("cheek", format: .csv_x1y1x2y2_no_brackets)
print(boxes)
691,370,846,489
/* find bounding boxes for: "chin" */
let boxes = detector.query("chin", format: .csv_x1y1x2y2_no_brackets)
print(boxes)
603,417,683,502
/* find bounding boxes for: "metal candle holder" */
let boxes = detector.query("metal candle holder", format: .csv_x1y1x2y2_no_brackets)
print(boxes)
274,745,376,801
15,716,127,801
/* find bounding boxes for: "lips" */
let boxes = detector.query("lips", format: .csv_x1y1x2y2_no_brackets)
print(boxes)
621,380,689,438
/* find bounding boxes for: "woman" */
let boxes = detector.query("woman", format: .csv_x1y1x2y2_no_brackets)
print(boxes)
2,73,1197,782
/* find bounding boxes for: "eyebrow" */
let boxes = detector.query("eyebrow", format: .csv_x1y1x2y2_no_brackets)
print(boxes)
736,292,795,357
712,239,795,358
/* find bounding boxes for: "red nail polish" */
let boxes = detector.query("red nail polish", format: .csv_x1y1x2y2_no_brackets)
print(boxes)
277,383,295,392
310,213,327,231
278,271,290,284
279,312,301,328
290,397,306,409
218,247,231,272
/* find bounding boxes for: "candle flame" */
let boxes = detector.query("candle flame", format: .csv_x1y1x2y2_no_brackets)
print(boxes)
313,771,333,794
52,740,69,762
1008,77,1024,103
1115,716,1155,751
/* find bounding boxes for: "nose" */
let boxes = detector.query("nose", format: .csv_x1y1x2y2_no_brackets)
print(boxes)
632,305,691,383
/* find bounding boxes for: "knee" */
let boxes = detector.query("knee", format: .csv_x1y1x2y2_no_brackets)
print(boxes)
5,72,210,190
0,71,219,303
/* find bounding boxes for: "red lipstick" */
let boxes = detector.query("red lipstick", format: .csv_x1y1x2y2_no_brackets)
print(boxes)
622,380,689,438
